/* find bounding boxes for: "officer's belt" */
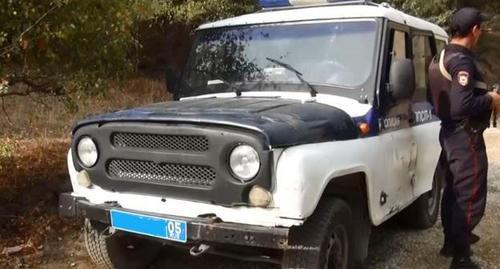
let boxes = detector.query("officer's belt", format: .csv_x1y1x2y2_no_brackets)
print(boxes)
438,49,488,90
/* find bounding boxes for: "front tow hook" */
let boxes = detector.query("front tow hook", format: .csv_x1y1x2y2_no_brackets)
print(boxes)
189,243,211,257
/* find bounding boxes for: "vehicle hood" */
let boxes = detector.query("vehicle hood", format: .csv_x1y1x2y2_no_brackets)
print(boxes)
74,97,359,147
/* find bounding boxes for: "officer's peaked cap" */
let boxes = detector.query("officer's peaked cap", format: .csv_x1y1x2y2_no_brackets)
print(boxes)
451,7,493,36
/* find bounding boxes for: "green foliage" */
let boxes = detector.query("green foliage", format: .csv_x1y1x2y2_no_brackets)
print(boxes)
0,141,12,160
0,0,146,93
2,0,497,97
375,0,453,25
142,0,259,26
375,0,500,82
0,0,259,96
377,0,500,27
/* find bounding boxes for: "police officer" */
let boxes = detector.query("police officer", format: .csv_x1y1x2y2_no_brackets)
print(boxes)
429,7,500,269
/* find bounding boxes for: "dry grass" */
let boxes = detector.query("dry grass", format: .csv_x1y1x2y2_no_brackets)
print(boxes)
0,77,169,265
0,137,72,261
0,138,70,192
0,77,169,195
0,77,170,139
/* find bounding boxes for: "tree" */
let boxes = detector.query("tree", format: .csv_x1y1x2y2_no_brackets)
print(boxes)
0,0,150,98
3,0,497,101
133,0,259,78
0,0,259,100
143,0,258,26
378,0,500,81
377,0,500,27
374,0,454,25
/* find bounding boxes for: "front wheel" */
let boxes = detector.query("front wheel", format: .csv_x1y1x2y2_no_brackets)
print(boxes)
399,173,441,229
83,219,162,269
282,198,354,269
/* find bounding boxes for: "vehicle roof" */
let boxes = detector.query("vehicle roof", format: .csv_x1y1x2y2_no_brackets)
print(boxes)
198,3,448,39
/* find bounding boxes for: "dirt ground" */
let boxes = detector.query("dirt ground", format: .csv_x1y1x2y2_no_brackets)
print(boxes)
1,129,499,269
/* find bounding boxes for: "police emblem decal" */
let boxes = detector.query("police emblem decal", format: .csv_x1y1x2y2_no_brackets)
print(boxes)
458,71,469,86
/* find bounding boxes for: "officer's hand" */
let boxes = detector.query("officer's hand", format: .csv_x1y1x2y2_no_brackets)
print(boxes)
489,91,500,110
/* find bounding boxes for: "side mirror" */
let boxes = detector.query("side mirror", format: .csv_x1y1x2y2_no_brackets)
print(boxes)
166,67,181,100
389,59,415,100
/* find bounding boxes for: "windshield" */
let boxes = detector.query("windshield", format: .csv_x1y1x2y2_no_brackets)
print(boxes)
180,19,378,97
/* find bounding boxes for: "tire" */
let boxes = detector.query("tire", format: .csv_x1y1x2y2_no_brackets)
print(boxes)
282,198,355,269
84,219,162,269
399,172,441,229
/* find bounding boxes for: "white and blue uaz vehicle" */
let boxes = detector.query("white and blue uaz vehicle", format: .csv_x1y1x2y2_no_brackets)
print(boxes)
60,1,448,268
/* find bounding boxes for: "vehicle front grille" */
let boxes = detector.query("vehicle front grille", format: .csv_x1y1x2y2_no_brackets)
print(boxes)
107,159,216,187
73,122,271,205
112,132,209,152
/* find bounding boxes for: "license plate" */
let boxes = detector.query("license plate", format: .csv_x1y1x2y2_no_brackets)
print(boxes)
110,210,187,243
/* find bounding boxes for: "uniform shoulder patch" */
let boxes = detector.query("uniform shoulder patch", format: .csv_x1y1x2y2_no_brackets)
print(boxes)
457,71,469,87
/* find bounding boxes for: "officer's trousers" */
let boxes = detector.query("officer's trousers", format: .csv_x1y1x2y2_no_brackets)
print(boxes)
439,128,488,257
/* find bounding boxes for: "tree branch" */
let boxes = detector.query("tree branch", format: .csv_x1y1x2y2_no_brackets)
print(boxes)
0,73,65,98
18,4,58,41
0,91,31,98
0,3,58,57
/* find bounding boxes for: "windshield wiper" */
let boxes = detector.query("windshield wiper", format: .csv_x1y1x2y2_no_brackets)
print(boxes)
265,57,318,97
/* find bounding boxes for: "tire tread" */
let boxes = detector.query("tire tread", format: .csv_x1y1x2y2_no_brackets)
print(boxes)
84,219,114,269
282,198,352,269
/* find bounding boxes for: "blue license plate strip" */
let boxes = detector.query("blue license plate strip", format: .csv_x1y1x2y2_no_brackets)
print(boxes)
110,210,187,243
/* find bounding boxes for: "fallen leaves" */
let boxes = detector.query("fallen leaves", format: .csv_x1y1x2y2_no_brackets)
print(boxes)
0,137,74,266
0,138,70,191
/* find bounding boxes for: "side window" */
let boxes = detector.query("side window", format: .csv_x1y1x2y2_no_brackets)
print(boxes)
384,29,409,88
383,29,409,105
436,39,446,53
412,35,433,102
379,28,412,129
391,30,408,63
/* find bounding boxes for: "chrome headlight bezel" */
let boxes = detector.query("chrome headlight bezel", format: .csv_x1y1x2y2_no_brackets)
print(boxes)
229,144,261,182
76,136,99,168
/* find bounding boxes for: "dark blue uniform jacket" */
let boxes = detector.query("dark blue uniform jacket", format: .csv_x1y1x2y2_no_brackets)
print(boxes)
429,44,492,130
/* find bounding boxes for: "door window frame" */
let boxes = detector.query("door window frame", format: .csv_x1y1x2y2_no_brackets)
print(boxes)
410,30,437,103
377,21,411,113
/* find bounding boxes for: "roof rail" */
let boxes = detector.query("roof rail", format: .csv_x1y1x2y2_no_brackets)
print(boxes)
259,0,379,12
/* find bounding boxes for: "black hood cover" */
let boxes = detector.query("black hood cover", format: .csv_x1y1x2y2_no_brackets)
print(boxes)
74,98,359,147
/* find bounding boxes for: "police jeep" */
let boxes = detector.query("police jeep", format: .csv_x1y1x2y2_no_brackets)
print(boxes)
59,0,449,268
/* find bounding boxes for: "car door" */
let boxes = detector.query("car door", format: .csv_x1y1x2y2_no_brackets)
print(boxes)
410,32,442,198
377,26,418,213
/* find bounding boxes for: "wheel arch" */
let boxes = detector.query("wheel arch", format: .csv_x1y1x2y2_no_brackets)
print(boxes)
317,172,374,266
320,172,373,225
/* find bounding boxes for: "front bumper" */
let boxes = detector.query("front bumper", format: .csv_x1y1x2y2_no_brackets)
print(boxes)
59,193,289,250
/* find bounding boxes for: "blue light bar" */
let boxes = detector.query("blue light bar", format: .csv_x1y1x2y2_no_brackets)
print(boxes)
260,0,371,8
259,0,291,8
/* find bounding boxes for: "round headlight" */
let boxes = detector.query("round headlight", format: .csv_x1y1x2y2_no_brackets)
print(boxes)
229,145,260,182
77,136,98,168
